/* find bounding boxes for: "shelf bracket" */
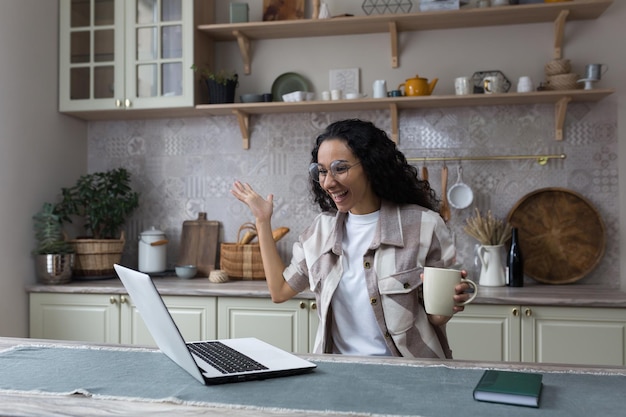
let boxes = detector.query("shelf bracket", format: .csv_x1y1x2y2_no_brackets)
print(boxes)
553,10,569,59
389,103,398,143
389,21,399,68
233,30,251,75
233,109,250,149
554,96,571,141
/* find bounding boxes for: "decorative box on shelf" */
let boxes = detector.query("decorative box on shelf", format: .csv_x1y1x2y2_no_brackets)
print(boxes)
419,0,460,11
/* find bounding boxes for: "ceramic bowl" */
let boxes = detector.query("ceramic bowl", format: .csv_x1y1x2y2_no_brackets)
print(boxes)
240,94,264,103
175,265,197,279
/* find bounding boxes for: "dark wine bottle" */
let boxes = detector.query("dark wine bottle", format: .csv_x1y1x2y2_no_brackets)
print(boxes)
508,227,524,287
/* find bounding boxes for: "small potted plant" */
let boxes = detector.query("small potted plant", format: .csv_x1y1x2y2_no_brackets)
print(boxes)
32,202,75,284
54,167,140,277
192,65,238,104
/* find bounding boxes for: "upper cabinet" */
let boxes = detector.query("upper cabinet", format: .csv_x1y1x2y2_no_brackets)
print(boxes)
59,0,213,113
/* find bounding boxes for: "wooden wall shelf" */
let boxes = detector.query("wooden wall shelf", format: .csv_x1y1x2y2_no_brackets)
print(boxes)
197,0,613,73
63,90,614,149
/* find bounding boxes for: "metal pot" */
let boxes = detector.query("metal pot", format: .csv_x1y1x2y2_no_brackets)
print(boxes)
138,226,168,273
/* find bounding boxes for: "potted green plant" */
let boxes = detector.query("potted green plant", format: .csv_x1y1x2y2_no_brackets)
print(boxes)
32,202,75,284
191,65,238,104
54,167,140,276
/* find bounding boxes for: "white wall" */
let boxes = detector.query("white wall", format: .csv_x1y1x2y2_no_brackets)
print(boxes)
0,0,87,337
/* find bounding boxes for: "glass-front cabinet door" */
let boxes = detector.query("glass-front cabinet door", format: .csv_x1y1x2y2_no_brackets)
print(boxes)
59,0,195,112
125,0,194,109
59,0,125,111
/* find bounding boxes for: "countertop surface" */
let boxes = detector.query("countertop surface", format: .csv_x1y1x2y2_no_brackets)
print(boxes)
1,336,625,417
26,275,626,307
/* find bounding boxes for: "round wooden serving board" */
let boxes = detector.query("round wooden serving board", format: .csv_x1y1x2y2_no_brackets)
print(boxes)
507,188,606,284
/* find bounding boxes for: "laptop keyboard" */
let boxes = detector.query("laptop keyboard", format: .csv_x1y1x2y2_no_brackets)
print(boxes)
187,341,269,374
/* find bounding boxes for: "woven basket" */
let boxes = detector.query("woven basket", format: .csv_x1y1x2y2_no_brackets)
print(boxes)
69,231,125,276
545,59,571,76
545,73,582,91
220,223,265,280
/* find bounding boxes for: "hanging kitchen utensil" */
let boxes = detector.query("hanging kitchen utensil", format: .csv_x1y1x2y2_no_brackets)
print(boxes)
447,165,474,210
421,164,429,182
440,164,451,222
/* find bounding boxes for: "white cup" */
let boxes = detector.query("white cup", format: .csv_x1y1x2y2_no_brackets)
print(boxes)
454,76,472,95
423,267,478,316
483,76,504,94
585,63,608,81
331,89,342,100
373,79,387,98
517,76,534,93
321,90,331,101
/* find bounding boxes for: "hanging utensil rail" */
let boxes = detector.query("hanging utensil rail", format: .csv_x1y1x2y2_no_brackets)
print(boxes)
408,153,566,166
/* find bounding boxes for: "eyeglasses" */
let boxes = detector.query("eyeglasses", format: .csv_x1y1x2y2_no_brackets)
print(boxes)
309,160,361,183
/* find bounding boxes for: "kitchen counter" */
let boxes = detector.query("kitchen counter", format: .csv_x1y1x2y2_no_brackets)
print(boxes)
26,276,626,308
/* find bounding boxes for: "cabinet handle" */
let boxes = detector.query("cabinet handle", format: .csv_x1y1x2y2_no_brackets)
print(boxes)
525,308,532,317
299,301,306,309
110,296,118,304
512,308,519,317
120,296,128,304
115,99,123,108
124,99,131,108
310,302,317,310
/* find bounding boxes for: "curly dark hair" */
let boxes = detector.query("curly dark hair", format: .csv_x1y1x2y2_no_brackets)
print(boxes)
310,119,439,212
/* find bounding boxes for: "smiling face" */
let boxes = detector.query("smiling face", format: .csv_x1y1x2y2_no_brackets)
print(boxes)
316,139,381,215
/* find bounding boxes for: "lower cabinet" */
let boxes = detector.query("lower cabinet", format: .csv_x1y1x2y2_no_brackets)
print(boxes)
29,293,216,347
29,293,319,353
217,297,319,354
447,304,626,366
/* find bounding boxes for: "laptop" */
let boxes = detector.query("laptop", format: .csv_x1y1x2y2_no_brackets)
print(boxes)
114,264,316,385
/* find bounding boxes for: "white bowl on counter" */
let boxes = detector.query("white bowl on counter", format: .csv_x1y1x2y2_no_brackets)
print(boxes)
175,265,197,279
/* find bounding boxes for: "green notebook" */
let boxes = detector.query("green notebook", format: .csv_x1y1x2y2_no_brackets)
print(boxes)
473,370,543,408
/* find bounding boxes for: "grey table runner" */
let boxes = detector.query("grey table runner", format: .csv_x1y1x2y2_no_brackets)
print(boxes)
0,345,624,416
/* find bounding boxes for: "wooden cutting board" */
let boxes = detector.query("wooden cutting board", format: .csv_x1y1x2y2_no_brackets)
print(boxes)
177,213,220,277
507,188,605,284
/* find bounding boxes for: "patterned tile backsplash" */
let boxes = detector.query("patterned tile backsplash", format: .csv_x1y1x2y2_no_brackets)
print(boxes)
88,101,619,287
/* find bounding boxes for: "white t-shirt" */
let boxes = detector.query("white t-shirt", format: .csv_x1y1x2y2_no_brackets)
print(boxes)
331,211,392,356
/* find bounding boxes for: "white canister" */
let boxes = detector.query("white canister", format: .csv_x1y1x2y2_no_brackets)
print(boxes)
373,79,387,98
138,226,168,273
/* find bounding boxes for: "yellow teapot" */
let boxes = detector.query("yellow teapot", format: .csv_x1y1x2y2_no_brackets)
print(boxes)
398,74,438,96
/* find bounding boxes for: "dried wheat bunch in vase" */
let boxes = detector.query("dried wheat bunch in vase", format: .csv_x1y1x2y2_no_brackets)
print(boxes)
463,208,512,246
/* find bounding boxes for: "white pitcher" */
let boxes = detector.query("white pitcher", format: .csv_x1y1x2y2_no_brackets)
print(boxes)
373,79,387,98
478,244,506,287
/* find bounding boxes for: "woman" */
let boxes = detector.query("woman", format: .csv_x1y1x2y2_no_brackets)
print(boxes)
231,119,471,359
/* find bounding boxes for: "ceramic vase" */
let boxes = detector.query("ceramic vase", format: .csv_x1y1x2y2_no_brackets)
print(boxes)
478,244,506,287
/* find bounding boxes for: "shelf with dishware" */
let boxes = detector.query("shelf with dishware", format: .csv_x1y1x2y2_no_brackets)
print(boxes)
192,88,613,148
62,88,614,149
197,0,613,74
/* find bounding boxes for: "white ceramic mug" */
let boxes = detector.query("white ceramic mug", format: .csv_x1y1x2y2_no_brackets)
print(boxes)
454,76,472,95
331,89,342,100
483,76,504,94
517,76,534,93
585,63,608,81
423,267,478,316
